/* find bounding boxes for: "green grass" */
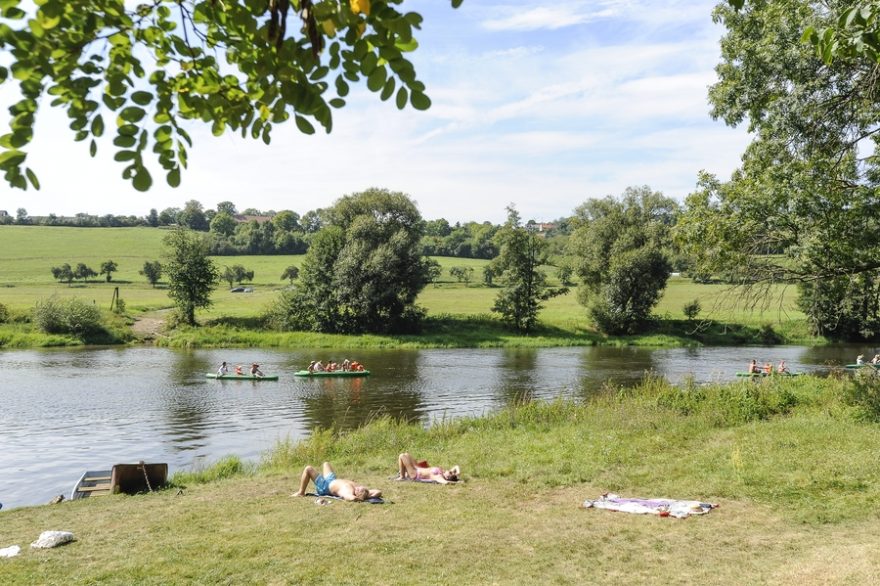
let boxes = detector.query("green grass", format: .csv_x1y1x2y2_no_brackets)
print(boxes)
2,375,880,584
0,226,819,348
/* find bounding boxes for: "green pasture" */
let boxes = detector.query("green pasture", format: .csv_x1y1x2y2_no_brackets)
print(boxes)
0,226,813,347
2,375,880,584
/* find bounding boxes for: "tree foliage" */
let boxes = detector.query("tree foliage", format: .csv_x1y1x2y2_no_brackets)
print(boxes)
100,259,118,282
677,1,880,337
570,186,676,335
140,260,163,287
281,265,299,284
491,206,566,333
163,227,218,325
267,188,431,333
51,262,74,286
0,0,462,191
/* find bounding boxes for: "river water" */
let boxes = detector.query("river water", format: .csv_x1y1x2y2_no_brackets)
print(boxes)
0,344,867,509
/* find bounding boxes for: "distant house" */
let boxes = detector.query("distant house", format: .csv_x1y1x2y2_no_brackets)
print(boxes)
233,214,274,224
537,222,556,233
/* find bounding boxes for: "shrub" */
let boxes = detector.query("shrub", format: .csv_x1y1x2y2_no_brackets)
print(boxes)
845,369,880,421
0,302,8,323
33,297,103,336
682,299,701,320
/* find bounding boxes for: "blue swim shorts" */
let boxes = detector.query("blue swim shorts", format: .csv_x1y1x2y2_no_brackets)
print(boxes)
314,472,336,496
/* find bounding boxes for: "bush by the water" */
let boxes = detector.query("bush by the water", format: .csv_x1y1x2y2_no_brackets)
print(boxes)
32,296,103,336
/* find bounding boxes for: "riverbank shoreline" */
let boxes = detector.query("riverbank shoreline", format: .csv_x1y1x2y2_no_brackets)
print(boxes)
0,311,823,350
2,375,879,584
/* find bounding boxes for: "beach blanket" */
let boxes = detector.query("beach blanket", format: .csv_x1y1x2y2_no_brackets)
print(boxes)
583,493,717,519
304,493,385,504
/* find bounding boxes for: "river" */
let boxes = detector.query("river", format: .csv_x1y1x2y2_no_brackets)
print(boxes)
0,344,867,509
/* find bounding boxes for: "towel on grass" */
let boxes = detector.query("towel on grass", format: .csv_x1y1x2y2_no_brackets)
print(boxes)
305,493,385,504
583,493,717,519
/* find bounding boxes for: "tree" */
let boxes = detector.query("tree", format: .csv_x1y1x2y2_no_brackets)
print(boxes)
15,208,29,225
140,260,163,288
158,207,180,226
216,201,238,216
281,265,300,284
0,1,462,191
491,206,566,333
222,264,253,287
163,228,218,326
210,212,237,238
272,210,301,233
570,187,676,335
674,1,880,338
178,200,209,231
100,260,118,282
269,188,432,333
798,275,880,341
51,263,74,286
425,259,442,284
74,262,98,283
449,266,474,284
146,208,159,228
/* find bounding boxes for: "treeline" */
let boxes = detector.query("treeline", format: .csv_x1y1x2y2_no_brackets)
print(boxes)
4,202,574,261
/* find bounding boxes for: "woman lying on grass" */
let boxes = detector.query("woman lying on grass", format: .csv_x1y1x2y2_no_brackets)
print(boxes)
397,452,461,484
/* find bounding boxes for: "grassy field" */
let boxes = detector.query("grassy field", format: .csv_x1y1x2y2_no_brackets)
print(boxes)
0,226,814,348
1,374,879,584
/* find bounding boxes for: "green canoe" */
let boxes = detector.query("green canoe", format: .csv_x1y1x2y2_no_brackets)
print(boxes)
293,370,370,377
205,373,279,381
845,363,880,369
735,372,802,377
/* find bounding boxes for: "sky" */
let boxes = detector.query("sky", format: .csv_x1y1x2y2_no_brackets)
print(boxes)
0,0,750,224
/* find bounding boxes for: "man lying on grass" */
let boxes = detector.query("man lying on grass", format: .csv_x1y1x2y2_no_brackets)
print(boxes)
292,461,382,502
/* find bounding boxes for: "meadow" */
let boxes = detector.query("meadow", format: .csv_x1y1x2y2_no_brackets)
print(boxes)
1,374,878,585
0,226,814,348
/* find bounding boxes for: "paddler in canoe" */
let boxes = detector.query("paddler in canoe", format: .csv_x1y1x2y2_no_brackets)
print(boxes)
747,359,759,374
217,361,229,377
250,363,264,378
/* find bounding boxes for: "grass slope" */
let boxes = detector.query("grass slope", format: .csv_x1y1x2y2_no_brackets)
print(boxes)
1,376,879,584
0,226,815,348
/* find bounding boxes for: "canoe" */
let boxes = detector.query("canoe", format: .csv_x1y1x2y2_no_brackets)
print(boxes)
71,462,168,500
293,370,370,377
205,373,279,380
735,372,802,377
844,363,880,369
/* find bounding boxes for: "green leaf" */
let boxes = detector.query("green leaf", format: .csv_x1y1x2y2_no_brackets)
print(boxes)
131,91,153,106
119,106,146,123
89,139,97,157
113,135,137,148
90,115,105,137
25,167,39,189
367,67,386,92
113,150,137,162
380,77,396,101
295,115,315,135
329,98,346,108
411,92,431,110
167,167,180,187
132,166,152,191
396,87,408,110
0,149,26,168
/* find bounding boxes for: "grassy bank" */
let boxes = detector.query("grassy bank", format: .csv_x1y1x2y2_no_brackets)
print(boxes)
3,375,880,584
0,226,817,348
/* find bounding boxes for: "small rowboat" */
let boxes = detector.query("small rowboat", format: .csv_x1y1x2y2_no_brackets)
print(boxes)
205,373,279,380
736,371,802,377
71,462,168,500
293,370,370,377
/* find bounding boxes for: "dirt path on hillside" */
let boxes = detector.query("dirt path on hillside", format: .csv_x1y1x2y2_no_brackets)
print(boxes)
131,310,170,341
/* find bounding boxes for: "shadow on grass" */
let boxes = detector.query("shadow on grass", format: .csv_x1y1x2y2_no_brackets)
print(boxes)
204,316,267,329
647,318,785,345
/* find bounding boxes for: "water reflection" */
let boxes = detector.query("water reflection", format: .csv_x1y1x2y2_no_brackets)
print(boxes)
497,348,538,405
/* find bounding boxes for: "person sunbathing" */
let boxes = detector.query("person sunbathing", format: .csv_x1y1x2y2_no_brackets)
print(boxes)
397,452,460,484
292,462,381,501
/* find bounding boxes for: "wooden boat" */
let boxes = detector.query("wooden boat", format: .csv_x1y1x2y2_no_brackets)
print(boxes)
71,462,168,500
293,370,370,377
205,373,279,380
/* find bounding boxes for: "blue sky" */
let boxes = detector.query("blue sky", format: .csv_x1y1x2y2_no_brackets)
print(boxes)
1,0,749,223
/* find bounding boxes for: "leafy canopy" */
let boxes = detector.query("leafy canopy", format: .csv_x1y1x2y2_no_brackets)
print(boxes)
163,227,218,325
0,0,462,191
